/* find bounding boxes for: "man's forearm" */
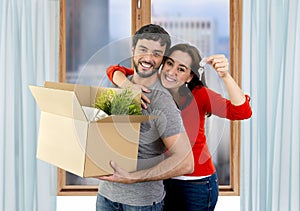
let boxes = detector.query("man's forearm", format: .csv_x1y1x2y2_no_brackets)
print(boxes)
98,131,194,184
132,151,194,183
130,132,194,183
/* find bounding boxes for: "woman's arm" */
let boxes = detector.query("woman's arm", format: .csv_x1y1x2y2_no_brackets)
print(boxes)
106,65,151,107
106,65,134,88
206,54,246,105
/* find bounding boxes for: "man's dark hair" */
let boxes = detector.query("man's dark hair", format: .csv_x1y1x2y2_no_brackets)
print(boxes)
132,24,171,53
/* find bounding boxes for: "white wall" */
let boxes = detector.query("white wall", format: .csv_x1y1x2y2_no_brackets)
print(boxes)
57,196,240,211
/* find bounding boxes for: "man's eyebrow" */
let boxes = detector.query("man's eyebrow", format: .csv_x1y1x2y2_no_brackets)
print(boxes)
138,45,148,49
138,44,164,54
153,49,164,54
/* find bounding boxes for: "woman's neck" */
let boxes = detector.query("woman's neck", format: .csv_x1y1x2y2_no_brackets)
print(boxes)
169,88,180,105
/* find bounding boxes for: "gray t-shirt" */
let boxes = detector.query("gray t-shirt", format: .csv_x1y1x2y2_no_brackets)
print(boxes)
98,80,185,206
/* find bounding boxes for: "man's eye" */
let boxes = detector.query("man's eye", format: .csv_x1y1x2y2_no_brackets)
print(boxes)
153,52,162,57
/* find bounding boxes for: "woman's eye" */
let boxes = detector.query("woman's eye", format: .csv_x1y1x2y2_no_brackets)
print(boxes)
166,61,173,66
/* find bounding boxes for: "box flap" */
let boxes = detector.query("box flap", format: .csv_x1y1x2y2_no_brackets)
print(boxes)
44,81,91,107
44,81,76,91
36,112,88,177
29,85,87,121
96,115,157,123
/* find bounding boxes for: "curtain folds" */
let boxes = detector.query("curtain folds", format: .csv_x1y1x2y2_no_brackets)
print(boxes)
241,0,300,211
0,0,59,210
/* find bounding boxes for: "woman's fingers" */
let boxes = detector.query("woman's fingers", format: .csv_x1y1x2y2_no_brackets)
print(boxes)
206,54,229,77
141,93,150,109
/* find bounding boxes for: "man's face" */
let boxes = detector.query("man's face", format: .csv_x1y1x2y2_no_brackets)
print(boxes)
132,39,166,78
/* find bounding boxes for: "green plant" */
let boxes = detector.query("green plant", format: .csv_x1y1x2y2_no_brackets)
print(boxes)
94,89,115,115
94,88,142,115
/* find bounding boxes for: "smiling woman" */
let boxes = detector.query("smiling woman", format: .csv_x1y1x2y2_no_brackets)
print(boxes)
160,50,194,91
58,0,243,196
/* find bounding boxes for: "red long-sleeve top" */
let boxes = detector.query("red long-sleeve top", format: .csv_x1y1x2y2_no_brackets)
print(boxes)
106,65,252,176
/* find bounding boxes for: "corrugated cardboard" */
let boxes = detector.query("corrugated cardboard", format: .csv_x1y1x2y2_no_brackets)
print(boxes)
29,81,151,178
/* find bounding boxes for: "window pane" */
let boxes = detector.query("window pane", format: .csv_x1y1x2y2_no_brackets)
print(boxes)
66,0,131,87
151,0,230,185
65,0,131,186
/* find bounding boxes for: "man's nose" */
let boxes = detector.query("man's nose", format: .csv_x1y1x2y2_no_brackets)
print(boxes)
144,53,155,61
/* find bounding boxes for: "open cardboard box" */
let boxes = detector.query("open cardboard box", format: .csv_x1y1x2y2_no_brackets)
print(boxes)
29,81,152,177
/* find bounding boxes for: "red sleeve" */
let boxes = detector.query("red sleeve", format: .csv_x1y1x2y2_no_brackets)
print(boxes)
106,65,134,85
194,87,252,120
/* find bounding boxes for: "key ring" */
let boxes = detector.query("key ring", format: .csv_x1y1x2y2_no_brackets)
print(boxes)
198,57,207,81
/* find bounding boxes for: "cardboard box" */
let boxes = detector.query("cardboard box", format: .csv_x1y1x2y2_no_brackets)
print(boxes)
29,81,151,177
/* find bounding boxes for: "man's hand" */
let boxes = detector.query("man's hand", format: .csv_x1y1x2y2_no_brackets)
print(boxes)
98,161,137,184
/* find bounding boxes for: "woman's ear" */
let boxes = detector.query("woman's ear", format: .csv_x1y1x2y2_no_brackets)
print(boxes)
158,64,163,74
186,74,193,83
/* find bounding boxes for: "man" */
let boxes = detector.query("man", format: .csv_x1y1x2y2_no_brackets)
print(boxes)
96,24,194,211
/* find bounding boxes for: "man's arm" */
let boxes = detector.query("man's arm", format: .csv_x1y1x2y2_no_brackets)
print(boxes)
98,132,194,184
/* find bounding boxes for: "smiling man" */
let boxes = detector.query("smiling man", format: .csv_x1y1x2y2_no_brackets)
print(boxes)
96,24,194,211
133,39,165,78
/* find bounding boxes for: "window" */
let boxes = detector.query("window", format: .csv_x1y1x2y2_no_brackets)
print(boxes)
58,0,243,196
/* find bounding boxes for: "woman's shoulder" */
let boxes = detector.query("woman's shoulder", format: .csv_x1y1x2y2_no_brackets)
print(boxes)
192,86,209,97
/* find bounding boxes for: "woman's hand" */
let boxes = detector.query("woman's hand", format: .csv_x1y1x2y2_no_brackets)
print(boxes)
127,83,151,109
110,69,151,109
207,54,247,105
206,54,229,78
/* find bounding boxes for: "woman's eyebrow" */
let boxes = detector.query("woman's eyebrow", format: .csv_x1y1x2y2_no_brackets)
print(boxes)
178,63,189,69
167,57,189,69
166,57,174,62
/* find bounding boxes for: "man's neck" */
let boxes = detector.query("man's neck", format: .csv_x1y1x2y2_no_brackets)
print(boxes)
131,73,159,87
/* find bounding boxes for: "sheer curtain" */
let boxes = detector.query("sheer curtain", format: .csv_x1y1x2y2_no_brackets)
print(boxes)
0,0,59,211
241,0,300,211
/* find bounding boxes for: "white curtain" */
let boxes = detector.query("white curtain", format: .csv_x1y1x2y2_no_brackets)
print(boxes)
0,0,59,210
241,0,300,210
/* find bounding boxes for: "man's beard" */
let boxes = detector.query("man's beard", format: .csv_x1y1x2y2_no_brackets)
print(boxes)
133,60,159,78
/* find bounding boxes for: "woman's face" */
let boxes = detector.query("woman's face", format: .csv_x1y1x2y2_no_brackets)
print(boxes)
160,50,193,91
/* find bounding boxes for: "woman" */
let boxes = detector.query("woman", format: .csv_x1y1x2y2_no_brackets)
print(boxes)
106,43,252,210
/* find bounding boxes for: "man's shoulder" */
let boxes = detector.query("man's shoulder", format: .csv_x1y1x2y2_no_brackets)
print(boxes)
150,80,173,99
147,82,179,114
